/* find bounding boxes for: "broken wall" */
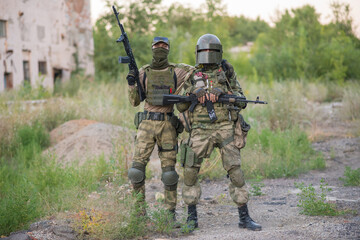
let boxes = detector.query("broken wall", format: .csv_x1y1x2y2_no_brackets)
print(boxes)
0,0,94,92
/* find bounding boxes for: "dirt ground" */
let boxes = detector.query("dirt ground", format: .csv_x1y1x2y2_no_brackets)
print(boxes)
144,102,360,240
8,102,359,240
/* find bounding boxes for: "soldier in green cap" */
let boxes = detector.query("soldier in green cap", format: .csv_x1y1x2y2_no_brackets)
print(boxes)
177,34,262,232
127,36,194,221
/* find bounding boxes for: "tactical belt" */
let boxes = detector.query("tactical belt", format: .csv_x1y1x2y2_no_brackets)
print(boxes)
144,111,173,121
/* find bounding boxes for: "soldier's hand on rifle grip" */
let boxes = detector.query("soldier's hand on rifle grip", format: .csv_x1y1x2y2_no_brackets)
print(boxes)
127,70,136,86
194,88,207,104
209,88,223,103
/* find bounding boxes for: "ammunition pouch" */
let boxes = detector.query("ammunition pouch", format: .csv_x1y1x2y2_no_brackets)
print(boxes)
180,140,202,167
158,143,178,153
234,114,251,149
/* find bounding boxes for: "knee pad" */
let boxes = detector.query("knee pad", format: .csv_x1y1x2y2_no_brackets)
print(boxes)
161,167,179,191
184,167,199,186
128,162,146,185
228,166,245,188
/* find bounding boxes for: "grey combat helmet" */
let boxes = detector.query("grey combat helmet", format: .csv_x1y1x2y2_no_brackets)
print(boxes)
196,34,222,65
152,36,170,49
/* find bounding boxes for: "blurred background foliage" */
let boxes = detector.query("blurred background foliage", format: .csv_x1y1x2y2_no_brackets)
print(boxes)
94,0,360,83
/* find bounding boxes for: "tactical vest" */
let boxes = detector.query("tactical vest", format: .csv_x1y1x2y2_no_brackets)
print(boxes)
190,66,238,123
144,64,177,106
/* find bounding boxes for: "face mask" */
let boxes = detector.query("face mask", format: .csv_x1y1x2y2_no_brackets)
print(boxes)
151,48,169,69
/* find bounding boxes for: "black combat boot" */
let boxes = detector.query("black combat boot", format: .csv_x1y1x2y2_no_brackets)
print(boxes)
238,204,262,231
185,205,198,232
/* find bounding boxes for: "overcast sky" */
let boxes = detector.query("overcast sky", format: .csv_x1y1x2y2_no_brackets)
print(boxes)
90,0,360,37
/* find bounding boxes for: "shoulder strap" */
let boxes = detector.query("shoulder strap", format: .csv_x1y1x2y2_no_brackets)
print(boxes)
219,60,233,92
173,70,177,90
143,72,147,91
141,64,151,91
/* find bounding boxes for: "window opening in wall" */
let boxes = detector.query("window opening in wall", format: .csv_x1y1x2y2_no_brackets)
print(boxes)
4,72,13,90
0,20,6,38
23,61,30,83
39,61,47,75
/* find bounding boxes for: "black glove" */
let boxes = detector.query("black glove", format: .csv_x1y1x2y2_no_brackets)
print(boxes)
127,70,136,86
193,87,207,98
209,87,223,97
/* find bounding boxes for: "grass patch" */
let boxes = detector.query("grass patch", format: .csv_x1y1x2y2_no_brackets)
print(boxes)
295,179,339,216
194,127,324,181
339,166,360,186
0,122,128,236
242,127,325,178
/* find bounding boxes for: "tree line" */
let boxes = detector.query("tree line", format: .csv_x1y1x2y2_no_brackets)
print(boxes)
93,0,360,82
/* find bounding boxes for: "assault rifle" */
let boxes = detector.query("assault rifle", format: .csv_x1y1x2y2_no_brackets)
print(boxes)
163,94,267,122
112,6,146,101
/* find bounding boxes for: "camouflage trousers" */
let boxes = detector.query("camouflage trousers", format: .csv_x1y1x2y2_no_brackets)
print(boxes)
132,119,178,210
182,126,249,207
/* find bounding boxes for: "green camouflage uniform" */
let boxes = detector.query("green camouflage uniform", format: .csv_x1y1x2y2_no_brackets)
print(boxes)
128,63,194,210
178,62,249,207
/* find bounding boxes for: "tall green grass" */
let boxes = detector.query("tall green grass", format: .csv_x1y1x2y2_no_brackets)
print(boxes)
242,128,325,178
0,122,126,235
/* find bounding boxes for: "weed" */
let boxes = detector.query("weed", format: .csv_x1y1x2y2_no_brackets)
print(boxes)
149,204,176,234
339,166,360,186
216,193,228,204
340,81,360,121
295,179,339,216
250,183,265,196
74,209,104,236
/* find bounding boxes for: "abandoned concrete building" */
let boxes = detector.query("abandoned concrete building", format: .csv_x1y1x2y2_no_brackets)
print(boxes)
0,0,94,92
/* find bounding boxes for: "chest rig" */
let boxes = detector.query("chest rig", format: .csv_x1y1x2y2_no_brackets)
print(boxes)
144,64,177,106
190,66,237,123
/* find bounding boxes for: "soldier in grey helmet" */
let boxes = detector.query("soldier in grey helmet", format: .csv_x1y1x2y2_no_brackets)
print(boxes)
177,34,262,231
127,36,194,222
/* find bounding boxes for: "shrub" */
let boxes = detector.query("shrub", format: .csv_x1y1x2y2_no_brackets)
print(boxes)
295,179,339,216
339,166,360,186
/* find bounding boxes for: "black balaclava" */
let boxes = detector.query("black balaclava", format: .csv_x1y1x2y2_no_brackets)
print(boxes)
151,47,169,69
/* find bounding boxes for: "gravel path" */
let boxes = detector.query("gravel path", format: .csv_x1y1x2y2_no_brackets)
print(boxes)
145,137,360,240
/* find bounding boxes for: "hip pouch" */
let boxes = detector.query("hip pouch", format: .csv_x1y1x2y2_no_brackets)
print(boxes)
134,112,146,129
180,139,202,167
170,115,184,135
234,114,251,149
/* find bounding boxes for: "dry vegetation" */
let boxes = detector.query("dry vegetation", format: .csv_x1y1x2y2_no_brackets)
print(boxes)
0,76,359,238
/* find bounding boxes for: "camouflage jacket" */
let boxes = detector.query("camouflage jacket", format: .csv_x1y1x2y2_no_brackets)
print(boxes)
178,60,246,129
